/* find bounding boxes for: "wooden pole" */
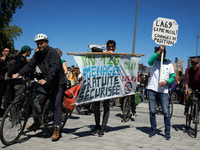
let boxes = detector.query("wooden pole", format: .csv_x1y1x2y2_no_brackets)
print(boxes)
132,0,139,54
67,52,145,56
159,52,164,82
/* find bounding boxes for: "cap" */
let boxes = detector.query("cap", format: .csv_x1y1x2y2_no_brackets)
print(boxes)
191,58,199,64
21,45,33,52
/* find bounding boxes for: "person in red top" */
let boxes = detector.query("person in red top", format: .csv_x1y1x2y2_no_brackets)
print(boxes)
184,58,200,116
184,58,200,93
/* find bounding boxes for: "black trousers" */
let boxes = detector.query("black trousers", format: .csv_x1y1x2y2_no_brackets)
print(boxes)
93,99,110,128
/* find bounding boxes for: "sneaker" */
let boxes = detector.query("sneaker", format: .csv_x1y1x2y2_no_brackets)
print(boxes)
149,129,157,137
131,114,136,120
52,126,61,141
98,127,106,137
121,111,123,115
27,123,40,132
91,126,100,136
165,132,171,140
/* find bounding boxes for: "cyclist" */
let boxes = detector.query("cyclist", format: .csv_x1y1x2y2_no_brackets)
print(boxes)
147,45,175,140
177,71,185,104
184,58,200,116
12,33,66,141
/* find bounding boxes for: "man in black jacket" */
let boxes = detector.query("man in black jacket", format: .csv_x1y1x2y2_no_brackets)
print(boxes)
13,33,66,141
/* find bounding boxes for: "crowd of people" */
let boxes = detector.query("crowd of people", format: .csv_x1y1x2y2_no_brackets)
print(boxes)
0,33,200,142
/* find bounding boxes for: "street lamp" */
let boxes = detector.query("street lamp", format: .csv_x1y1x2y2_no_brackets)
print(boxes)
132,0,139,54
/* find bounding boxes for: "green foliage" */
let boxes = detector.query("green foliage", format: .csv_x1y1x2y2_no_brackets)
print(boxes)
0,0,24,55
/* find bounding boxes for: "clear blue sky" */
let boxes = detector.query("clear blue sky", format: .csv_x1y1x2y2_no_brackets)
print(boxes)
10,0,200,72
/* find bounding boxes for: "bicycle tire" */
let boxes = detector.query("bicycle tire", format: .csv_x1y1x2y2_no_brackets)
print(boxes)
0,100,29,146
122,96,131,122
186,102,192,130
194,103,198,138
170,92,179,104
43,100,69,134
187,102,196,137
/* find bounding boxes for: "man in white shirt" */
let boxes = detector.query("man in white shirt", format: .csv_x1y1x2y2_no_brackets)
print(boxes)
147,45,175,140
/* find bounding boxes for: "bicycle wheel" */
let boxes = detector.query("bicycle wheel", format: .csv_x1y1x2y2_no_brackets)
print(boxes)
186,102,194,130
194,102,198,138
76,104,89,115
0,100,29,146
170,92,179,104
122,96,131,122
186,102,192,130
43,100,69,134
169,96,173,118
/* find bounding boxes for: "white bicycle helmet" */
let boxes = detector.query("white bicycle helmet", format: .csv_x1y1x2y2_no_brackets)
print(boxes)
34,33,48,42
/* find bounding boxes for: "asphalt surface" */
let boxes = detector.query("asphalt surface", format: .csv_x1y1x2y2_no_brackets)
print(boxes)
0,99,200,150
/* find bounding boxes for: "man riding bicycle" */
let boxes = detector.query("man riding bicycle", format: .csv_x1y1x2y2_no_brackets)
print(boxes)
184,58,200,116
12,33,66,141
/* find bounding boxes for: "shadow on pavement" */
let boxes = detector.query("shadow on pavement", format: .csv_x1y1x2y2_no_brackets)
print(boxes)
107,125,130,133
136,126,152,135
0,109,5,118
172,124,186,132
68,125,131,139
136,126,164,137
68,115,80,119
115,113,122,118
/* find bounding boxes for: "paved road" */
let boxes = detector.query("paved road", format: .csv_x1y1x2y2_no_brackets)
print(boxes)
0,101,200,150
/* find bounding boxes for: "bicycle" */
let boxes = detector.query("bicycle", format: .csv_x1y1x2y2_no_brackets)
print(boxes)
185,90,200,138
122,93,139,122
0,77,73,146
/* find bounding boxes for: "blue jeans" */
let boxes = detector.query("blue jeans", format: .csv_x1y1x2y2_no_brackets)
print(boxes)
148,90,171,133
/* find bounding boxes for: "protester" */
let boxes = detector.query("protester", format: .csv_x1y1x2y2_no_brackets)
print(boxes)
56,48,68,76
90,40,116,137
68,65,78,86
11,45,32,103
147,45,175,140
0,48,10,112
184,58,200,116
12,33,66,141
177,71,184,104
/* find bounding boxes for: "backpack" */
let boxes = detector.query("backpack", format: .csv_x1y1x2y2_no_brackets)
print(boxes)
7,59,16,78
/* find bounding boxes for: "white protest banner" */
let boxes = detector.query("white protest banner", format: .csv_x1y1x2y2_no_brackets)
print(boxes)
73,53,141,105
152,17,179,46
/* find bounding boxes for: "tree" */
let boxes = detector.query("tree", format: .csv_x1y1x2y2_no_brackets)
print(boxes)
0,0,24,54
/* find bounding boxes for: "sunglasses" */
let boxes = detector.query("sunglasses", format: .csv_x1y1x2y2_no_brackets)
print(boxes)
107,46,115,49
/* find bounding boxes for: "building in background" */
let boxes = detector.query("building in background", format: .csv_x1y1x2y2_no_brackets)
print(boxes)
187,55,200,68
